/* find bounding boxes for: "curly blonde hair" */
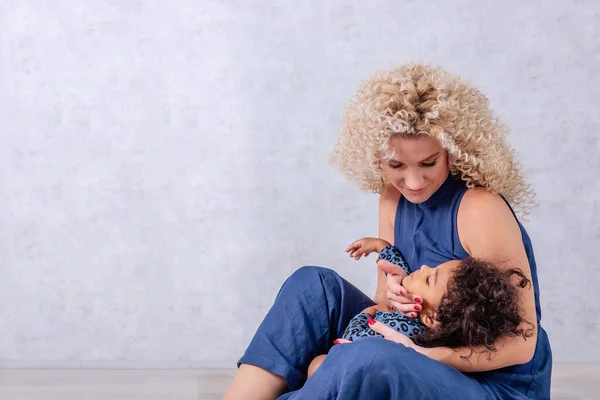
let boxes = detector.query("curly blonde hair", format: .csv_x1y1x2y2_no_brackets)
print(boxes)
331,63,535,216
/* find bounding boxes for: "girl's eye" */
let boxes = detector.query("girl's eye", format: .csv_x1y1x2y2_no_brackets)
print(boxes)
388,163,404,169
421,161,438,168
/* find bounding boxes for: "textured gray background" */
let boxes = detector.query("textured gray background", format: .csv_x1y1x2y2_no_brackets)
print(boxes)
0,0,598,369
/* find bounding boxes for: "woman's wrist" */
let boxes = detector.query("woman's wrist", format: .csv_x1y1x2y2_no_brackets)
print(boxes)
373,290,388,305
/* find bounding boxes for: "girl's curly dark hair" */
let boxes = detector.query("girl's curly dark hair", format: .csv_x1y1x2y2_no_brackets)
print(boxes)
416,257,534,357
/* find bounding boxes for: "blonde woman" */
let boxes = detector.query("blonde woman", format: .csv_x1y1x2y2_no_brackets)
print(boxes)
223,64,552,400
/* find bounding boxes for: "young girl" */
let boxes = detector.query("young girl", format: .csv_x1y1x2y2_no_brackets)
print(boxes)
307,238,533,377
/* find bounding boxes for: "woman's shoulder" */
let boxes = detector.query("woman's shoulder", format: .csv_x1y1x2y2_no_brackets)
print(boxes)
457,186,523,254
459,186,510,215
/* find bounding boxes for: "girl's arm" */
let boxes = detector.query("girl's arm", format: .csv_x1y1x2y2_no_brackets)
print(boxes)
374,184,401,304
422,188,538,372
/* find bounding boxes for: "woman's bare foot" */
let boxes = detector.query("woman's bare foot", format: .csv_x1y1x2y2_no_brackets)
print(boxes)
222,364,287,400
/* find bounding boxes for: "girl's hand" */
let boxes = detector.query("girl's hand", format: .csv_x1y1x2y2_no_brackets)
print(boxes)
377,259,423,317
346,237,391,260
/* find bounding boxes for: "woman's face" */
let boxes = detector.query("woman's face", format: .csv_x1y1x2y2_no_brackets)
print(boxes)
381,135,450,204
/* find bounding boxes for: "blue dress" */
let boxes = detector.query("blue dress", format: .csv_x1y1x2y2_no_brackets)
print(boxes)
238,174,552,399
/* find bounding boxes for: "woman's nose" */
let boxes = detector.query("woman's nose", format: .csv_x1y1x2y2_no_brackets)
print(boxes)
404,170,424,190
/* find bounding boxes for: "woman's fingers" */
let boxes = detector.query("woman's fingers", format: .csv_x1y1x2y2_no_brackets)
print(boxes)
388,299,419,317
387,291,422,307
377,259,407,276
388,289,422,315
333,338,352,345
367,320,414,347
379,260,423,314
407,293,423,305
386,278,404,298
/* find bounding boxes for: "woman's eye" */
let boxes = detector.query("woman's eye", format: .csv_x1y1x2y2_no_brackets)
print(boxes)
388,163,404,169
421,161,437,168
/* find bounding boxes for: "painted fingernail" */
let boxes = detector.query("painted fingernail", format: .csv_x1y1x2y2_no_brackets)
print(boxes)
398,290,404,296
333,339,340,345
367,318,376,325
410,313,417,318
414,305,421,311
415,297,422,304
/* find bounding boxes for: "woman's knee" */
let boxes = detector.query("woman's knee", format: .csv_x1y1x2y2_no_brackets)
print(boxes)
285,266,340,290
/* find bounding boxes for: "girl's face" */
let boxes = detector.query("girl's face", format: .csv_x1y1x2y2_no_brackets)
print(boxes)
381,135,450,204
402,260,460,328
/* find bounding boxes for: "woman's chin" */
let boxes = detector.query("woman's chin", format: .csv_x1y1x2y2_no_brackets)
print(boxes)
400,190,432,204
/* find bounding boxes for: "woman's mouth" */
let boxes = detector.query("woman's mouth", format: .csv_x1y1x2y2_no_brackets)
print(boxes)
405,187,426,196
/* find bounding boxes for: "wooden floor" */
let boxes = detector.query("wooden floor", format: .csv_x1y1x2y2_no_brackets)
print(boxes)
0,365,598,399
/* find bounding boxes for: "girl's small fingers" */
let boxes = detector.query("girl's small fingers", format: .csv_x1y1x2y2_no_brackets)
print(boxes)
346,240,363,252
353,246,369,259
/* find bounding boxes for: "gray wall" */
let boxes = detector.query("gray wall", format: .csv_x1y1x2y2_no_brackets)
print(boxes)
1,0,598,369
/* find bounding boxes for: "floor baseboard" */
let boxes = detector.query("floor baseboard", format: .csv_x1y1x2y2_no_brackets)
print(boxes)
0,364,598,399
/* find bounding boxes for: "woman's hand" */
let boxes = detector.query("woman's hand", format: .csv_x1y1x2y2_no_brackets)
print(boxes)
333,317,428,357
346,237,391,260
377,259,423,317
367,319,428,354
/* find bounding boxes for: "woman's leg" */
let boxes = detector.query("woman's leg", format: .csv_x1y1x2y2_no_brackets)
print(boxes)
223,266,375,399
280,338,527,400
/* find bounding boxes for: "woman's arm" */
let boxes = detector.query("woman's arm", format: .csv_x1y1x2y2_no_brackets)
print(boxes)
374,184,401,304
423,188,538,372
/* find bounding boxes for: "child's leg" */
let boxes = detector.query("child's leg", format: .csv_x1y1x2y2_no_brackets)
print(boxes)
307,355,327,378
